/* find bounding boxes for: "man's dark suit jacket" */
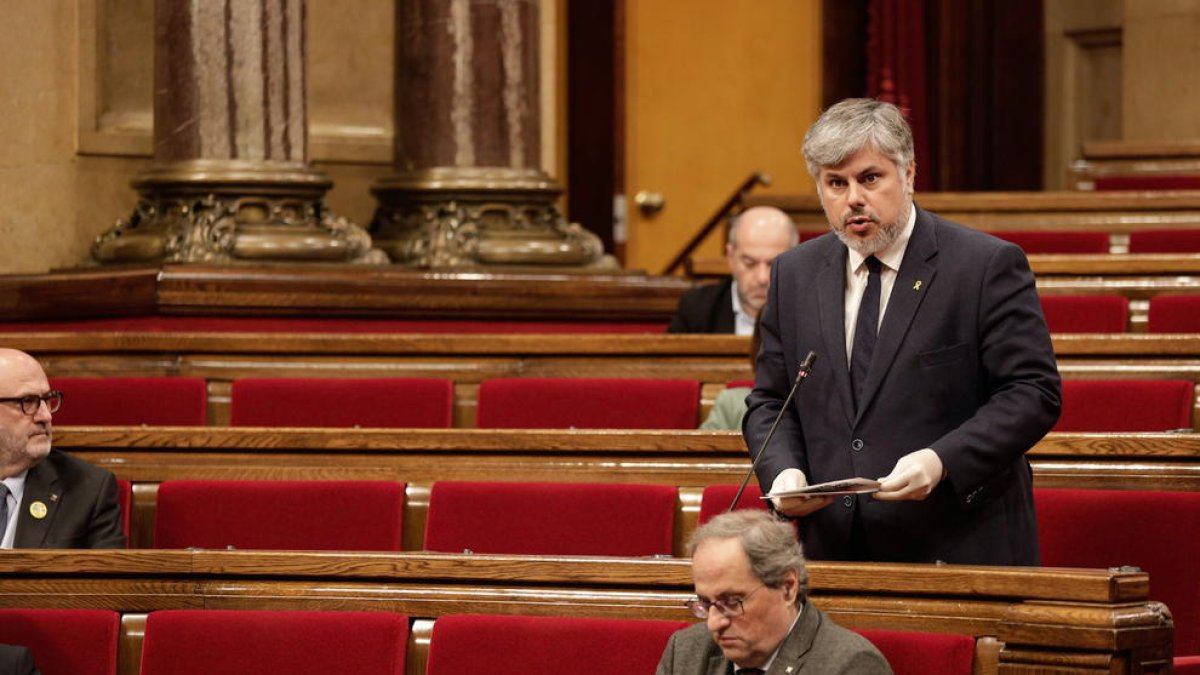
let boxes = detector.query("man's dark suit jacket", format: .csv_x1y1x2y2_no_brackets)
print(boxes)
12,449,125,549
0,644,40,675
745,207,1061,565
668,278,736,333
655,603,892,674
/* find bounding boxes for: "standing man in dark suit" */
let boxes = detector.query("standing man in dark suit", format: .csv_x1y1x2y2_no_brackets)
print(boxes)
745,99,1060,565
657,510,891,674
0,349,125,549
668,206,798,335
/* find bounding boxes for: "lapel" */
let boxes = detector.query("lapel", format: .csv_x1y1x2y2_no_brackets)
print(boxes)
767,602,821,674
14,458,62,548
853,207,938,424
707,653,730,675
815,241,855,427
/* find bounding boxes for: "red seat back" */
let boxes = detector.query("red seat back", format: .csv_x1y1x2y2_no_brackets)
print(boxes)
1039,295,1128,333
855,629,975,675
1094,175,1200,191
139,609,408,675
426,614,688,675
0,608,119,675
154,480,405,551
1129,228,1200,253
1036,488,1200,656
424,481,677,556
1054,379,1194,432
475,377,700,429
49,377,206,425
698,484,767,526
986,230,1110,253
230,377,454,428
1148,295,1200,333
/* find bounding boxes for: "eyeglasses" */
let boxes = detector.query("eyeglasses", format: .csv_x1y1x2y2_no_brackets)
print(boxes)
685,584,767,619
0,391,64,415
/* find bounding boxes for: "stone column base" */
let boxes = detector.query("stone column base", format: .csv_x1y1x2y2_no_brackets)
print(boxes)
92,160,386,265
370,167,613,268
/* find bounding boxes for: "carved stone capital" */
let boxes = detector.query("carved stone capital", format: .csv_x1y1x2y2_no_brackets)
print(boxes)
92,160,386,265
370,167,614,269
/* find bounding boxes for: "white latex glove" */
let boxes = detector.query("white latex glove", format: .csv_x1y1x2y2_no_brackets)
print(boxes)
874,448,945,501
770,468,833,517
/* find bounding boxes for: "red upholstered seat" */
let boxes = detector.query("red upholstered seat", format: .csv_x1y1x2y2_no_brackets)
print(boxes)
116,478,131,545
855,629,975,675
986,230,1110,254
1095,175,1200,190
1054,379,1194,432
1177,655,1200,674
425,614,688,675
1036,488,1200,659
49,377,206,425
229,377,454,428
1148,295,1200,333
424,481,677,556
1039,295,1129,333
725,379,755,389
0,608,119,675
475,377,700,429
154,480,405,551
1129,228,1200,253
698,484,768,525
139,609,408,675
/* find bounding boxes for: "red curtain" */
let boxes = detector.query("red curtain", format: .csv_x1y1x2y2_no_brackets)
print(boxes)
866,0,930,191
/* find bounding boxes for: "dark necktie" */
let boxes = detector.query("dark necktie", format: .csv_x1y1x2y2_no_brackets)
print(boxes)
851,256,882,411
736,669,765,675
0,484,9,543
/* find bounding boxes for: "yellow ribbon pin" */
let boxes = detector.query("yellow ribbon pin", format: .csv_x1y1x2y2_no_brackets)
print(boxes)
913,280,922,291
29,501,48,519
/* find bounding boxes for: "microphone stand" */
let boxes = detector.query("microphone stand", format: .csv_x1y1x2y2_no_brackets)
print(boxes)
728,351,817,512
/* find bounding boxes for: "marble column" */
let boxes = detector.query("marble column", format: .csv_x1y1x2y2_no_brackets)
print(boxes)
371,0,608,268
93,0,382,264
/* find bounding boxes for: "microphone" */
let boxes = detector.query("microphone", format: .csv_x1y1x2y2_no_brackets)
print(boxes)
728,351,818,512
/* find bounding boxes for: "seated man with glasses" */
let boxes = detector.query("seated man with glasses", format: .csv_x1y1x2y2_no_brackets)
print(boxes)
658,510,890,674
0,349,125,549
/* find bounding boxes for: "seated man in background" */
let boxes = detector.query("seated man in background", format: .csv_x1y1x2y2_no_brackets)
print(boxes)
657,510,891,674
0,349,125,549
668,206,797,335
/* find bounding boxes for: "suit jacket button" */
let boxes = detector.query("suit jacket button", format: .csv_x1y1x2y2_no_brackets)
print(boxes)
851,439,864,451
842,495,854,508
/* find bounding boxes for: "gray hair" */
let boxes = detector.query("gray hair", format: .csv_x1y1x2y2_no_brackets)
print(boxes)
690,509,808,605
802,98,914,180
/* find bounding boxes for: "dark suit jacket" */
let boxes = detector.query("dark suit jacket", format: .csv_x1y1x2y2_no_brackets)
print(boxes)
668,279,736,333
655,603,892,674
0,645,40,675
745,207,1061,565
12,449,125,549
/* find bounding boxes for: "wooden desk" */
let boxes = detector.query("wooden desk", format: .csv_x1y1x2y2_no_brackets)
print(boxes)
53,427,1200,552
0,550,1171,675
5,333,1200,425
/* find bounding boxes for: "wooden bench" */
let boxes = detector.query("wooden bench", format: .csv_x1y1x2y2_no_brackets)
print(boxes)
0,549,1171,675
7,333,1200,424
1070,140,1200,191
54,427,1200,553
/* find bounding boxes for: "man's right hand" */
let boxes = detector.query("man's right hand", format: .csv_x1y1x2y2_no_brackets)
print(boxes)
769,468,834,517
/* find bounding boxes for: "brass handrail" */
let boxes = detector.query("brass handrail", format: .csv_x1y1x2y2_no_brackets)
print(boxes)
660,172,771,276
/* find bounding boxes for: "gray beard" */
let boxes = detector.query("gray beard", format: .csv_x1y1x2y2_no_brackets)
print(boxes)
836,198,912,257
